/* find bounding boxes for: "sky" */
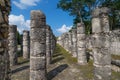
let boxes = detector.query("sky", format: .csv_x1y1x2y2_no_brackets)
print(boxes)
9,0,74,36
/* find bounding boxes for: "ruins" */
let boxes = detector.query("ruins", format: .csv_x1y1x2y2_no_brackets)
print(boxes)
23,30,30,59
0,0,120,80
8,25,18,66
30,10,47,80
0,0,11,80
77,23,87,65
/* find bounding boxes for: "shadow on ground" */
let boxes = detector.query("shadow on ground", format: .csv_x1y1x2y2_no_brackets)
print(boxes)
52,53,62,58
51,56,64,64
47,64,68,80
11,65,29,74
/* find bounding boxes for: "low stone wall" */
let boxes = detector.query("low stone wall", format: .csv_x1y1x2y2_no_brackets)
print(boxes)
110,30,120,55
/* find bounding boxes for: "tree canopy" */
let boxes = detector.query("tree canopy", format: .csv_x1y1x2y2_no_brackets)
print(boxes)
57,0,120,33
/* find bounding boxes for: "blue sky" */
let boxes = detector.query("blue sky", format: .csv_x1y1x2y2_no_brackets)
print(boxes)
9,0,74,36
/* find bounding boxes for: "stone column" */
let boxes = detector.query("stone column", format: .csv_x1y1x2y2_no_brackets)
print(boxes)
92,7,111,80
30,10,47,80
72,29,77,57
64,33,69,51
57,36,62,46
23,30,30,59
60,33,64,48
68,32,72,54
46,25,51,65
77,23,87,65
53,35,56,52
50,33,54,56
8,25,18,66
0,0,11,79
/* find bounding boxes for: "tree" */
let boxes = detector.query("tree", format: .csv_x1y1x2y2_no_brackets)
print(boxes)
101,0,120,30
57,0,97,34
57,0,86,22
57,0,120,32
16,31,22,45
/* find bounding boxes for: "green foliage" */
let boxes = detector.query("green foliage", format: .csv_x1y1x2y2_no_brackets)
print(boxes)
16,31,22,45
57,0,96,34
84,20,92,34
57,0,120,32
57,0,88,22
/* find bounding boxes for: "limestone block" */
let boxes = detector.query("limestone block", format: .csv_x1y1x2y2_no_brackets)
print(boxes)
93,48,111,66
30,57,46,70
94,66,111,80
92,18,101,33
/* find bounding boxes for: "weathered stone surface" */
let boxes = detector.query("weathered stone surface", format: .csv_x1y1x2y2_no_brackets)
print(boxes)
68,32,72,54
50,34,56,56
94,66,111,80
110,30,120,55
77,23,87,65
8,25,18,66
46,25,51,66
64,33,69,51
92,7,111,80
0,0,11,80
30,10,47,80
71,29,77,57
23,30,30,59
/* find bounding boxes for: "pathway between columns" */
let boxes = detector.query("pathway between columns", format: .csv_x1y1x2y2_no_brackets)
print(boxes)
47,44,86,80
11,44,120,80
11,44,93,80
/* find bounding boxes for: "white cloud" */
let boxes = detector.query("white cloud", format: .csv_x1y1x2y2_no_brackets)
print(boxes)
13,1,26,9
9,14,30,33
13,0,41,9
57,24,72,33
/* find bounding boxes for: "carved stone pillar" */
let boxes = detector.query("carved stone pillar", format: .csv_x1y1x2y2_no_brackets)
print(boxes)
77,23,87,65
8,25,18,66
30,10,47,80
23,30,30,59
71,29,77,57
0,0,11,79
92,7,111,80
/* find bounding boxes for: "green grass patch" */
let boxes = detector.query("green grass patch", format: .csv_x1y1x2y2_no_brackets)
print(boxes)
78,60,94,79
18,57,29,65
112,70,120,80
112,54,120,60
55,44,77,64
55,44,93,79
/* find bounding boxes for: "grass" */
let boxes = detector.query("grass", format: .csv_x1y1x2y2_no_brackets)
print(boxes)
112,54,120,60
18,56,29,65
78,60,94,80
112,70,120,80
54,44,120,80
54,44,77,64
55,44,93,79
